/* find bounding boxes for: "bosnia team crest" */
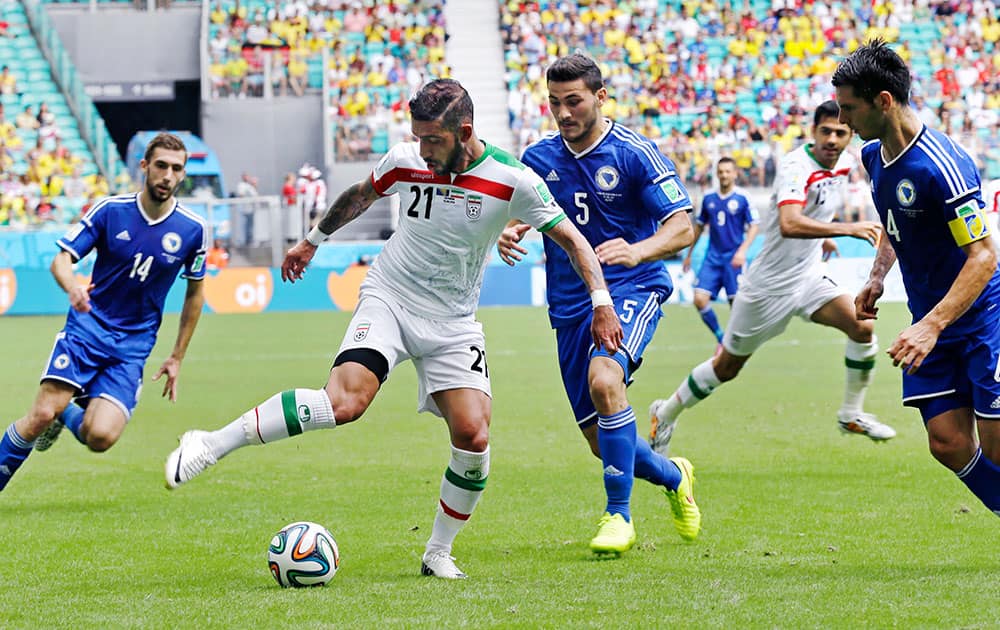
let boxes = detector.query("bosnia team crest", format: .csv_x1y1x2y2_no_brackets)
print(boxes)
595,166,620,191
896,179,916,207
466,194,483,220
162,232,182,253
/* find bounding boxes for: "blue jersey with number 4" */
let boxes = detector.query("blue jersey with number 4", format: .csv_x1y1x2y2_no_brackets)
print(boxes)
521,122,693,327
56,193,208,339
861,126,1000,341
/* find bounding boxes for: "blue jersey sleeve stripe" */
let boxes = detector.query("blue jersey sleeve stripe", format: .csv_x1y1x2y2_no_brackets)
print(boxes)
918,137,968,199
56,240,81,261
659,206,692,223
926,132,977,193
609,126,672,180
922,133,968,191
80,196,114,227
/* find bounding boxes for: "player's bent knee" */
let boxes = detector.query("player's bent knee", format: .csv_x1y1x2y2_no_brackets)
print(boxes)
85,433,117,453
450,419,489,452
927,429,975,468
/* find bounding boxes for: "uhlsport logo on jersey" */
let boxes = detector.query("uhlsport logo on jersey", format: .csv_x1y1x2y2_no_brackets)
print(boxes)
595,165,620,191
353,321,371,342
0,268,16,315
466,194,483,220
896,179,916,207
660,178,684,203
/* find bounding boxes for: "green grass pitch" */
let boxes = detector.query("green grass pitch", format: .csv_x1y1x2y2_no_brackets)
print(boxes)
1,303,998,628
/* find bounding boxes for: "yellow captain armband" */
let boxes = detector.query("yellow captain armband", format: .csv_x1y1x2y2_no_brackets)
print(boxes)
947,201,991,246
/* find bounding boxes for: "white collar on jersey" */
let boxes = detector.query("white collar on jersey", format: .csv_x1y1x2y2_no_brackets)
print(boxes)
136,191,178,225
562,118,613,159
879,124,924,168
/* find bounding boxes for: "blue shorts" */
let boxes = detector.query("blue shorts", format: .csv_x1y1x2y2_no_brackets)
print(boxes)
555,288,664,428
694,256,741,301
40,317,152,420
902,321,1000,422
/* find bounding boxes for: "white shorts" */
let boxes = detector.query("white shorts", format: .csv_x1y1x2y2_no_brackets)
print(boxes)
337,292,491,417
722,272,848,357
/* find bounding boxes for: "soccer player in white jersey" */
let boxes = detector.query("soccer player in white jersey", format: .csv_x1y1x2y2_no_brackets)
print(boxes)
649,101,897,455
835,41,1000,515
164,79,623,579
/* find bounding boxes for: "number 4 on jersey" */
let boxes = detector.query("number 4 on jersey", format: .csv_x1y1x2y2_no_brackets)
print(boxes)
885,208,901,242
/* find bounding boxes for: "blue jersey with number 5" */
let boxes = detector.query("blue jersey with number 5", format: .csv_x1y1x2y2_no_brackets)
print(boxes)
521,122,692,327
57,193,208,337
861,126,1000,341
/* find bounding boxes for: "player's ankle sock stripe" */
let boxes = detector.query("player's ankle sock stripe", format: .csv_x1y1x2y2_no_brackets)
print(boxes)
687,374,710,399
5,424,33,450
845,357,876,370
444,467,487,491
439,499,471,521
279,390,303,437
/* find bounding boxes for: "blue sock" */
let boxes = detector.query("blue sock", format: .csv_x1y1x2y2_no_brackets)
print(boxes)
61,402,86,444
698,305,724,343
634,438,682,491
957,448,1000,515
0,424,34,492
598,407,637,521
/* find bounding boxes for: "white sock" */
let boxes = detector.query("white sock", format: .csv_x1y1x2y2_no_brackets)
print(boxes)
842,336,877,415
660,358,722,422
208,389,336,459
426,445,490,555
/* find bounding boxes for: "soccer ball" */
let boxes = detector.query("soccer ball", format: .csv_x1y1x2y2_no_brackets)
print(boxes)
267,521,340,587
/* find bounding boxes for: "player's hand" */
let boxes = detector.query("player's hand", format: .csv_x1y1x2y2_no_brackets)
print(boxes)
888,319,942,375
855,279,884,320
153,356,182,402
281,240,318,283
821,239,839,262
591,304,623,355
68,283,94,313
497,223,531,266
730,250,747,269
850,221,882,245
682,256,693,274
595,238,641,268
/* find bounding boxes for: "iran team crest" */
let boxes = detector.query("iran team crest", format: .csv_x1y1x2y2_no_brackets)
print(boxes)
466,194,483,220
353,321,371,342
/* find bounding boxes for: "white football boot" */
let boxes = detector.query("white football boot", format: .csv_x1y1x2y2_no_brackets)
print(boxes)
420,550,468,579
165,430,218,489
837,411,896,441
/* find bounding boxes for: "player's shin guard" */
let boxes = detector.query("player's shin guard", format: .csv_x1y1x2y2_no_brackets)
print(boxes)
61,402,85,444
427,446,490,553
956,448,1000,515
634,437,682,490
598,408,637,521
843,336,877,414
698,305,724,343
0,424,34,492
241,389,336,446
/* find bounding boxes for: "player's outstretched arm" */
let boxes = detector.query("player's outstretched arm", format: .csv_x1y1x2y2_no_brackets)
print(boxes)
778,202,880,244
50,250,92,312
497,219,531,266
154,279,205,402
596,211,694,269
282,176,381,283
545,218,623,354
682,220,705,273
731,222,759,269
856,229,896,320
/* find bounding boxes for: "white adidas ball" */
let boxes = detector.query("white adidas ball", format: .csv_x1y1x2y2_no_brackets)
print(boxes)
267,521,340,587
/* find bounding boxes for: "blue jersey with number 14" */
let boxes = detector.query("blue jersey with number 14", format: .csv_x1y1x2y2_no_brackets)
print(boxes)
522,122,693,327
56,193,208,340
861,126,1000,342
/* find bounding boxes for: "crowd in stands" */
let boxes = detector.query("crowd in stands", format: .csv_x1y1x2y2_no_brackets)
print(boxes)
500,0,1000,191
207,0,449,161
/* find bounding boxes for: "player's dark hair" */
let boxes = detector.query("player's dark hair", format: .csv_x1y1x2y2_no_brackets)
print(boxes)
717,156,737,168
409,79,474,132
546,53,604,92
144,132,188,164
813,100,842,126
831,38,911,105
